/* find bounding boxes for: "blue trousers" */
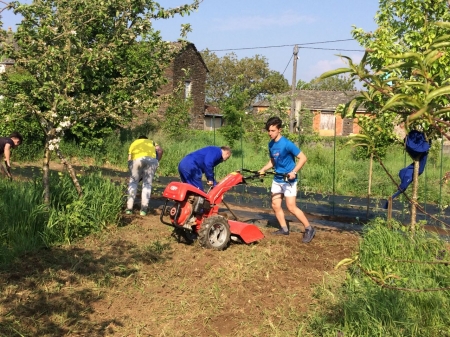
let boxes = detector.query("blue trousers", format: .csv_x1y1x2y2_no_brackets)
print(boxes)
178,159,204,191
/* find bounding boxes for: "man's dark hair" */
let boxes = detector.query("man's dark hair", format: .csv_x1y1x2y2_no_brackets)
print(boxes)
138,135,148,139
9,131,23,144
265,116,283,131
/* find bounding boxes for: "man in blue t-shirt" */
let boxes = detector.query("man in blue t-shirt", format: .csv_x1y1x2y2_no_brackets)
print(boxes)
258,117,316,243
178,146,231,191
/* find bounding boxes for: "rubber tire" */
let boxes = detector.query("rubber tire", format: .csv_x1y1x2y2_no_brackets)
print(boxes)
172,228,194,245
198,216,231,251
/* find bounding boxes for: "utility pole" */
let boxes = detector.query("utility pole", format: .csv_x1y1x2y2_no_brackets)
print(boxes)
289,45,299,133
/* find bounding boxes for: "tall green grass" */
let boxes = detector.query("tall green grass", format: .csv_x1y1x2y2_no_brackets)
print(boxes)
0,178,48,264
307,218,450,337
0,172,123,267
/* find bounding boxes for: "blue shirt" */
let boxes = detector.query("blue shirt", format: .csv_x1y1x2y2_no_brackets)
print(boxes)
268,136,301,183
181,146,223,182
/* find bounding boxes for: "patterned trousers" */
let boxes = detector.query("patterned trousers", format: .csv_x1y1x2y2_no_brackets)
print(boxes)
126,157,159,211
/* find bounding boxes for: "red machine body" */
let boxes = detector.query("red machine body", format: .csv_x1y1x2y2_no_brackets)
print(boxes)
160,170,265,249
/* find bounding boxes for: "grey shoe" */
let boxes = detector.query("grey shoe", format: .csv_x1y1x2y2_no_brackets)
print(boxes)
302,226,316,243
272,228,289,236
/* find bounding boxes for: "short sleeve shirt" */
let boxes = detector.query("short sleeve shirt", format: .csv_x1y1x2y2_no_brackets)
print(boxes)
268,136,301,183
0,137,14,156
128,139,157,160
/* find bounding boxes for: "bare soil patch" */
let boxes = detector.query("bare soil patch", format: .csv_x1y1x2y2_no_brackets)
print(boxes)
0,210,359,336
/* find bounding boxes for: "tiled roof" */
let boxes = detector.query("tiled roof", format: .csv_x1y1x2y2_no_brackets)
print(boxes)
253,89,366,112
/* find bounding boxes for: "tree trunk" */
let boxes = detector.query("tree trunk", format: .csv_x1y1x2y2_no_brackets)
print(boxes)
55,148,83,197
366,153,373,220
410,157,420,233
43,145,51,204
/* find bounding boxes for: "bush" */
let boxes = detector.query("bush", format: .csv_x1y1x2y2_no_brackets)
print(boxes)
307,218,450,337
0,172,124,267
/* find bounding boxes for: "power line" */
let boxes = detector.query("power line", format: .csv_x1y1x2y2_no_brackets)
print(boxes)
282,54,293,76
208,38,362,52
300,46,364,52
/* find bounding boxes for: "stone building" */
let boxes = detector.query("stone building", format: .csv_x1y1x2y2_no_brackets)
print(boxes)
253,89,367,136
157,42,208,130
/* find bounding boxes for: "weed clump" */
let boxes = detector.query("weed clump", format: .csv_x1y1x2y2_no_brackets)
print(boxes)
307,218,450,337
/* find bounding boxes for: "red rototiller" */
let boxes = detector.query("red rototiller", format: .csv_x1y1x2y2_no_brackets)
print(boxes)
160,169,269,250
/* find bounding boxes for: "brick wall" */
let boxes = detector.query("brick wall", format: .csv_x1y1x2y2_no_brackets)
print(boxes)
155,44,208,130
172,44,208,129
254,106,363,136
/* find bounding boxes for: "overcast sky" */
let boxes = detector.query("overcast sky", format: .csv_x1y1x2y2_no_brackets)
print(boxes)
1,0,380,85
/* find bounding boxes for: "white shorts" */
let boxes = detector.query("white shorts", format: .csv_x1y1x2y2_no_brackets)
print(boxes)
271,181,297,197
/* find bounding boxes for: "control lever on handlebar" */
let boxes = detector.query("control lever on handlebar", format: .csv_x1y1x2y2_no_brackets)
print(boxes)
249,169,294,186
239,168,265,182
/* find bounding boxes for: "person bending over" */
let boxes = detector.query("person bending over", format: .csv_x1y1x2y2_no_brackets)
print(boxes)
0,131,23,180
178,146,231,191
125,136,163,216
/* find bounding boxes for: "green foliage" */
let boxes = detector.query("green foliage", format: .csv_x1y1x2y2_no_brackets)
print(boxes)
298,109,315,145
352,0,450,73
0,67,44,161
319,1,450,224
243,114,266,153
320,0,450,140
0,171,123,266
297,75,356,91
349,113,401,160
428,138,442,168
201,49,289,105
44,172,123,245
262,95,290,122
161,95,193,140
0,0,201,196
218,85,248,148
308,218,450,337
0,177,48,264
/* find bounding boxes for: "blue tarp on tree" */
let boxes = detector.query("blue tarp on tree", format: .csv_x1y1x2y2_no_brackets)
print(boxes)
384,130,430,208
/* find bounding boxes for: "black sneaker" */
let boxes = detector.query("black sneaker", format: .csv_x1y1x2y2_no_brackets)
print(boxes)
272,228,289,236
302,226,316,243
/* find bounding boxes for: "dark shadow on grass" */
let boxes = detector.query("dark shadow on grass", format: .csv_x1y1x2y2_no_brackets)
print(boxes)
0,238,172,336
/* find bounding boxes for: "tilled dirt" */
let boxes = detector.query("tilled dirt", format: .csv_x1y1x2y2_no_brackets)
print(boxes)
0,208,359,337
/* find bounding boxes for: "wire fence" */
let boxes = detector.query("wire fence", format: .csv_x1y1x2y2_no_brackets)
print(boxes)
206,115,450,229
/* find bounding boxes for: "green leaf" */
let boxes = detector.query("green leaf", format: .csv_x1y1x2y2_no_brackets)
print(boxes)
424,50,443,66
425,85,450,103
407,106,428,124
434,107,450,115
382,94,421,111
434,21,450,29
431,41,450,49
318,68,352,80
387,52,421,61
431,34,450,44
382,61,406,70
